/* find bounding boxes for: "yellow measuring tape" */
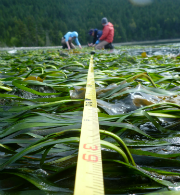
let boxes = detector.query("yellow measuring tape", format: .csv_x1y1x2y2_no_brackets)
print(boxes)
74,52,104,195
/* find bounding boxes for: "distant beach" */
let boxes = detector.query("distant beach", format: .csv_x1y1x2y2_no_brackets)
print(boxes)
1,38,180,51
114,38,180,46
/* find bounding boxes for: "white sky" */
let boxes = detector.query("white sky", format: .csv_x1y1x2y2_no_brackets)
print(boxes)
129,0,153,6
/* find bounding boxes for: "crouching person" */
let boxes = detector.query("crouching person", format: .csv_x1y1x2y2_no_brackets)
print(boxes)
95,18,114,50
88,29,102,47
61,31,82,49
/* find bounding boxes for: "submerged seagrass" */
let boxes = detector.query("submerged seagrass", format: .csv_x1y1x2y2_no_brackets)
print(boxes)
0,45,180,194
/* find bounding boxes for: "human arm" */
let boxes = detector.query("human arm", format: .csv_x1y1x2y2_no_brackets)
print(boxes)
95,40,100,45
74,38,81,49
90,40,99,47
93,36,96,44
92,29,98,44
66,41,71,50
88,43,93,47
64,33,71,49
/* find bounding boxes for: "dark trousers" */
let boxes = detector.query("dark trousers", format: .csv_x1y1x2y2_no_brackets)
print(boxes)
105,43,114,49
61,37,75,49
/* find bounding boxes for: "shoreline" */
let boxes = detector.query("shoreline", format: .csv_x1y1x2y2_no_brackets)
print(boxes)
1,38,180,51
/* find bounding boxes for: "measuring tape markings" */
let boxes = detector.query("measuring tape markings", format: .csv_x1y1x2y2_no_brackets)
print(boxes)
74,54,104,195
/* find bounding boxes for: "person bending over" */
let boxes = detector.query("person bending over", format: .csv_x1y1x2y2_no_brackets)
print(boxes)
95,18,114,50
61,31,82,49
88,29,102,47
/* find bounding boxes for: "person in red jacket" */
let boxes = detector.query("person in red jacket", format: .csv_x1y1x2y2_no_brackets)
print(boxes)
95,17,114,50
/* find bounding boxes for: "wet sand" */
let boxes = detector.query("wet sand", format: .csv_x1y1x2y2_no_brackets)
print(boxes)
1,38,180,51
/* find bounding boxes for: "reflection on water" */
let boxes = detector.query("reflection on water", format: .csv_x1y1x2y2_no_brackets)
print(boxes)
120,46,180,57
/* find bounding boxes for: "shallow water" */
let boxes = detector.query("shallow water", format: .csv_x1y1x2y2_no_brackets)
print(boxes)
1,43,180,195
124,47,180,57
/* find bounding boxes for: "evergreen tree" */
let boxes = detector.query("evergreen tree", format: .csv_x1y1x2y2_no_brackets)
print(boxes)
0,0,180,46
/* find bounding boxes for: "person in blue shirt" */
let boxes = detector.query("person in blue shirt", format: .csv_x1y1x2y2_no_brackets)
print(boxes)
88,29,102,47
61,31,82,49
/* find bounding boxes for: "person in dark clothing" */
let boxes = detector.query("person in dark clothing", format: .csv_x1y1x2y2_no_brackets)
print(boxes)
88,29,102,47
88,28,114,49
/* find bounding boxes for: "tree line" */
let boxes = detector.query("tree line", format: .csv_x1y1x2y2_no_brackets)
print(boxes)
0,0,180,47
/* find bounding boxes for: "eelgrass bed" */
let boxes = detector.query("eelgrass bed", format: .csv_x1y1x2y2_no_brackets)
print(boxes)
0,45,180,195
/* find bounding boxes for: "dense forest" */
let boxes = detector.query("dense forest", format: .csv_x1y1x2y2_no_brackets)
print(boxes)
0,0,180,47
